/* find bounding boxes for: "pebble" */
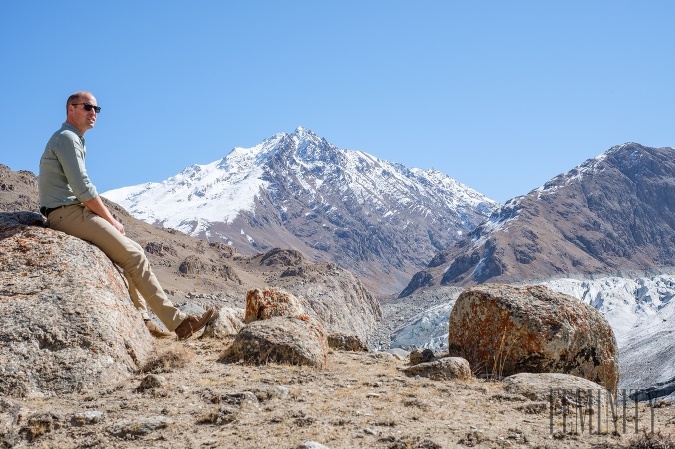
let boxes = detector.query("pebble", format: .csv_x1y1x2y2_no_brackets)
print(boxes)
71,410,103,426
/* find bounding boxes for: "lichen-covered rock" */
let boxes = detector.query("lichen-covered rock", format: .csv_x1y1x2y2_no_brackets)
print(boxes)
0,214,153,398
223,316,328,368
244,288,305,323
447,284,619,392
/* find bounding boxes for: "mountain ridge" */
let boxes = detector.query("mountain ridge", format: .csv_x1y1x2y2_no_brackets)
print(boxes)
400,142,675,296
103,127,498,295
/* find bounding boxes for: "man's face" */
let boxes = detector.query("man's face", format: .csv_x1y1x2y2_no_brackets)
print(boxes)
67,94,98,134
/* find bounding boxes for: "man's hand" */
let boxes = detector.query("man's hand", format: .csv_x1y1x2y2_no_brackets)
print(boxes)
83,195,125,235
112,218,125,235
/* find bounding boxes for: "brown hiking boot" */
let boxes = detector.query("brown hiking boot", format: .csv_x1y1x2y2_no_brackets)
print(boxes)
174,307,217,340
145,320,175,339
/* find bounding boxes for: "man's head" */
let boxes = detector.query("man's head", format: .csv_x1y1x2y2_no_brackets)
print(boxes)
66,91,99,135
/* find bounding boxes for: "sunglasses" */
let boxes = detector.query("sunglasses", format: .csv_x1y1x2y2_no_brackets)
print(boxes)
72,103,101,113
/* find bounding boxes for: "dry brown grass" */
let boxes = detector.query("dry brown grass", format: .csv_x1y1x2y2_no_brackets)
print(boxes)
4,339,675,449
138,343,195,374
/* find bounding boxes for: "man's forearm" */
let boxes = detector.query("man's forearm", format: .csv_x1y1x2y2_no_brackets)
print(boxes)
82,196,124,234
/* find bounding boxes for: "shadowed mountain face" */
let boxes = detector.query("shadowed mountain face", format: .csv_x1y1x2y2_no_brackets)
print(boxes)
103,128,498,296
400,143,675,296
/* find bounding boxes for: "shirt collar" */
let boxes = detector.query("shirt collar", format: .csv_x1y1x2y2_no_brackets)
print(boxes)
61,122,85,143
62,122,83,137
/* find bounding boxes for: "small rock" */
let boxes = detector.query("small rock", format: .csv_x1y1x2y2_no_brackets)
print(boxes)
269,385,290,399
139,374,166,390
402,357,472,380
384,348,410,361
109,416,173,438
296,442,331,449
219,391,260,408
409,348,435,365
71,410,103,426
327,334,368,352
201,307,245,338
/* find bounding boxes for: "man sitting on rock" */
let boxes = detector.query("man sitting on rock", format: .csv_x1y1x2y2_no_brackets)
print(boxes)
38,91,214,340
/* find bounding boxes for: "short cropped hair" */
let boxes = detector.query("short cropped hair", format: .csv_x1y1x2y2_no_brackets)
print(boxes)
66,91,92,112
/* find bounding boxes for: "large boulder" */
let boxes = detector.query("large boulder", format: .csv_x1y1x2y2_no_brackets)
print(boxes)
223,316,328,368
0,212,153,398
447,284,619,392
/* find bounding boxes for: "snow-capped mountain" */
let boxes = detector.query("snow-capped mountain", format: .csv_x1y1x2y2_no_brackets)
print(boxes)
390,275,675,398
103,127,498,295
400,143,675,296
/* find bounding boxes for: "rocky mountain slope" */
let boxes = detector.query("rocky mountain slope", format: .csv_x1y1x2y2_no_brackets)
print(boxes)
102,127,498,295
400,143,675,296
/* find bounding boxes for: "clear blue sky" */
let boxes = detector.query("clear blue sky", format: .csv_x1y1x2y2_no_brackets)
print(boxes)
2,1,673,203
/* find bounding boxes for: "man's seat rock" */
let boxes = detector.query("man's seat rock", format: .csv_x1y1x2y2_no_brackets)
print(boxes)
0,212,153,398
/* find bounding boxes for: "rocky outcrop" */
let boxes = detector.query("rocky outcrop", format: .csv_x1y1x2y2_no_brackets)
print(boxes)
178,255,240,283
0,212,153,398
0,165,40,213
233,287,328,367
447,284,619,392
223,316,328,368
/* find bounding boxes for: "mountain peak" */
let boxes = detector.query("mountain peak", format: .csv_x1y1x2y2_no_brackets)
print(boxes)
293,126,311,136
103,129,498,295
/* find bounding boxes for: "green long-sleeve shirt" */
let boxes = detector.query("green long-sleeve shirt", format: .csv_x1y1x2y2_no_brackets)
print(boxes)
39,122,98,208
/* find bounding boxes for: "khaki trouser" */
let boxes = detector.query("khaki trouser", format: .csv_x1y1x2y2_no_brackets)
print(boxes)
48,204,185,331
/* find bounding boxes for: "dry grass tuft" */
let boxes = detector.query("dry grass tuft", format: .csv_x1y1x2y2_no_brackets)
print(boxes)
625,431,675,449
139,344,195,374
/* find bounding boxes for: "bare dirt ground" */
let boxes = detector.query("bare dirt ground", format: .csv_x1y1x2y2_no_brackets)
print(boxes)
3,334,674,449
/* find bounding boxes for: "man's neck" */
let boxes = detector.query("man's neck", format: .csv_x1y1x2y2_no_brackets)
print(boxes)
66,119,88,136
